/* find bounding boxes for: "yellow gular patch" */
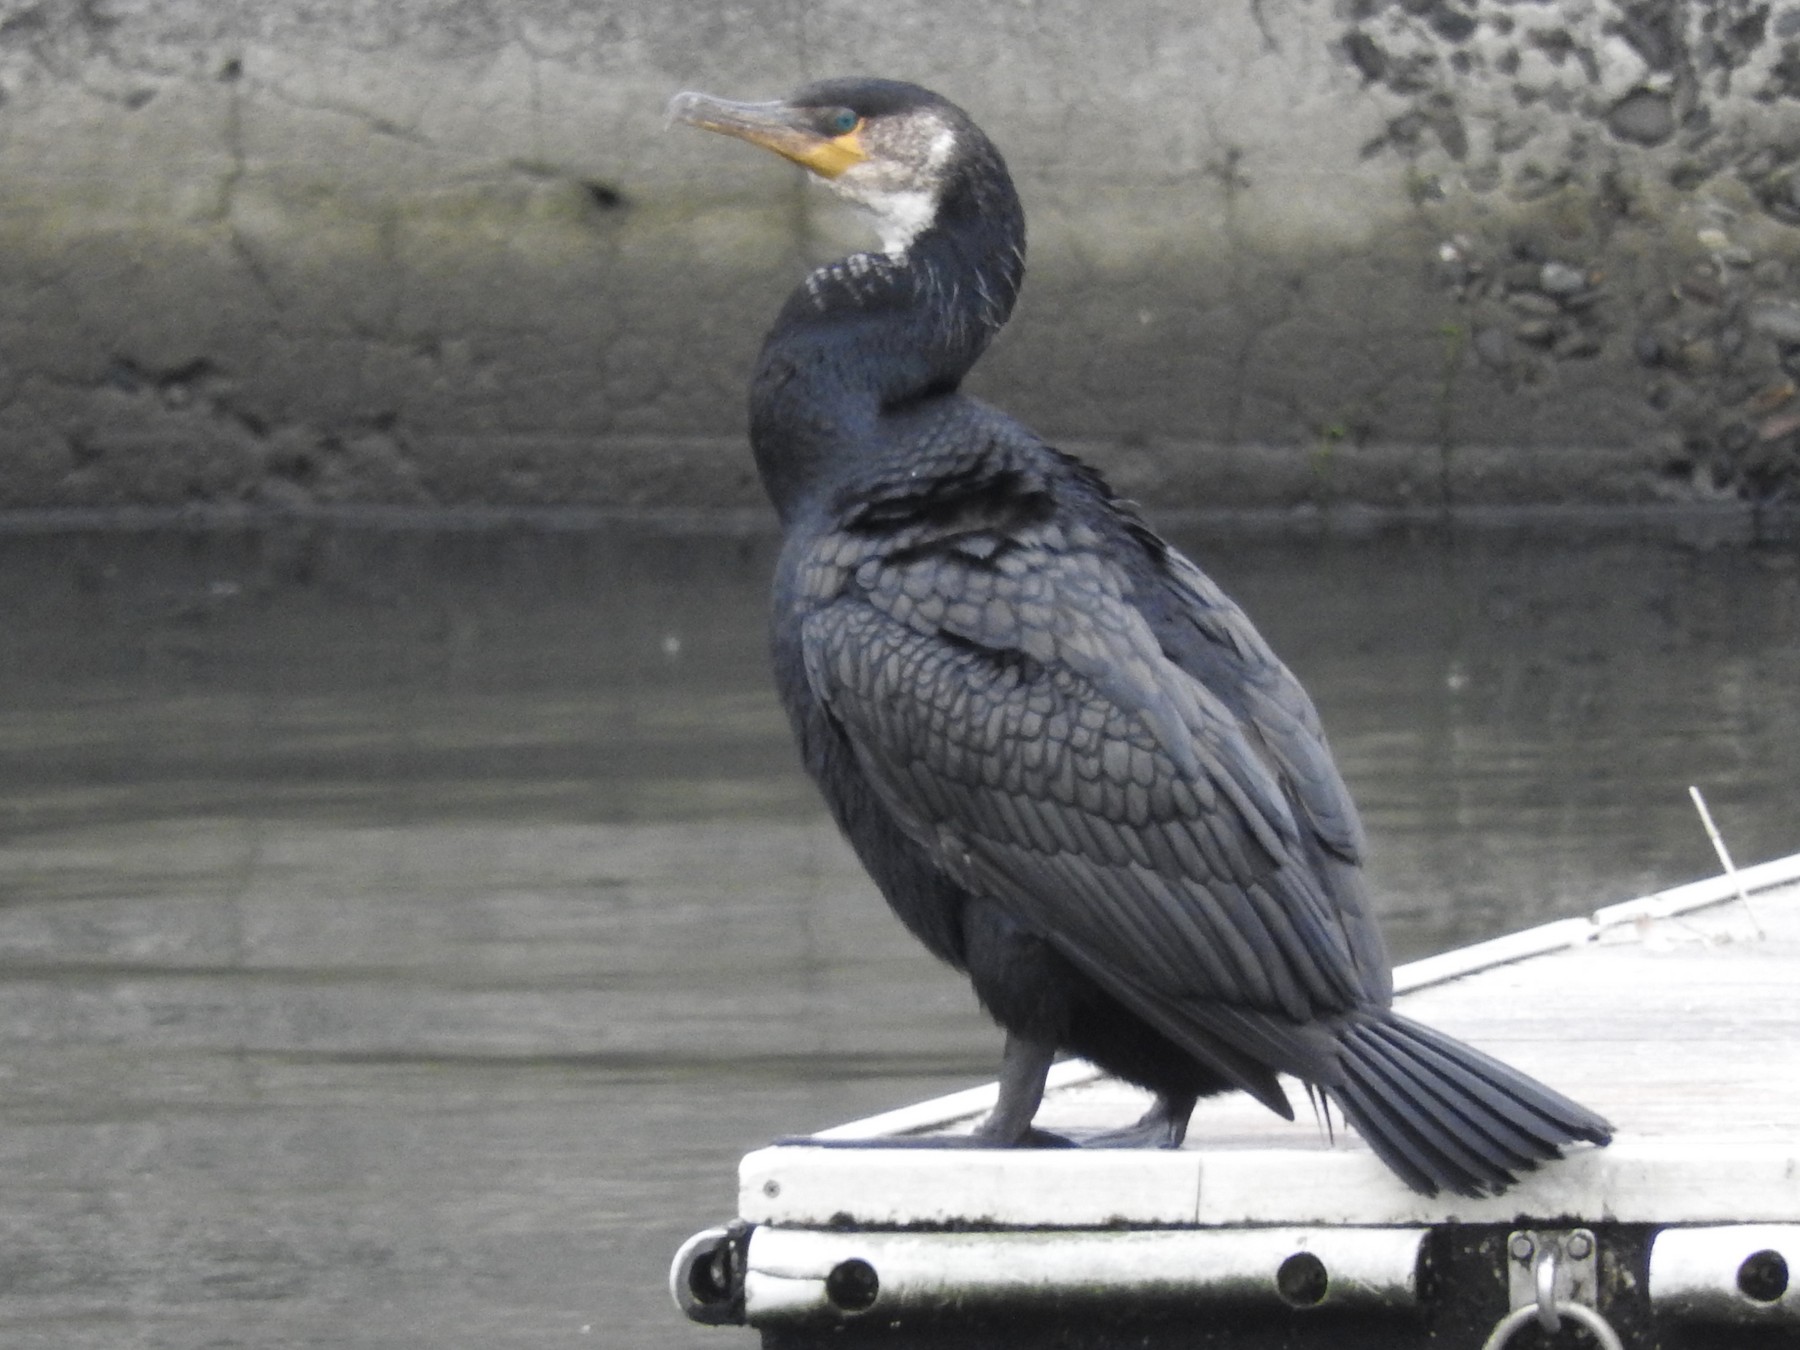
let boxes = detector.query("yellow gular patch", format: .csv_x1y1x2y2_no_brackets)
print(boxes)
792,127,868,179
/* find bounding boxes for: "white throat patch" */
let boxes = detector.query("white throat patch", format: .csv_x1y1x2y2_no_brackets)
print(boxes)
866,188,936,256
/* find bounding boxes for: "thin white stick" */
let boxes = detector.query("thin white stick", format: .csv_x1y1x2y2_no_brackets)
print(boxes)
1688,785,1765,937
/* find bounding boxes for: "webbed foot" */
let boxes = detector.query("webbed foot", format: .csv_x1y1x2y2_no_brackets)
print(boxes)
1063,1091,1195,1150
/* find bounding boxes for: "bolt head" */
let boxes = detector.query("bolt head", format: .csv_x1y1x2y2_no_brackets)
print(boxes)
1510,1234,1536,1261
1567,1232,1593,1260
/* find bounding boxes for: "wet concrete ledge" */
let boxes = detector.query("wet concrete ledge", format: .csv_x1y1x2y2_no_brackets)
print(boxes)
2,1,1798,510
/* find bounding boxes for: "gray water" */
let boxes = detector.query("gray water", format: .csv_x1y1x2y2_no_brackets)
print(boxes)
1,516,1797,1349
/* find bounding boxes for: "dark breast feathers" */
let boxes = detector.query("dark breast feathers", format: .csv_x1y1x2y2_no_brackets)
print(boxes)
784,439,1394,1107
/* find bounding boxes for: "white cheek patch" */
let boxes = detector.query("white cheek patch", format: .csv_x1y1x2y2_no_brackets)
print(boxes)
922,123,957,174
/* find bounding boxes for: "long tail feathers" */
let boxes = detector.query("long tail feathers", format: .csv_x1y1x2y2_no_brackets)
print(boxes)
1329,1011,1613,1197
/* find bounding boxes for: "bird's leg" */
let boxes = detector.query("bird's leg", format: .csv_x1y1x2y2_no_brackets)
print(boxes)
1077,1089,1196,1149
769,1033,1073,1149
972,1032,1059,1145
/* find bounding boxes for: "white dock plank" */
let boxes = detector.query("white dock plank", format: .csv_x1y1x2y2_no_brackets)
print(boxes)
741,1148,1203,1227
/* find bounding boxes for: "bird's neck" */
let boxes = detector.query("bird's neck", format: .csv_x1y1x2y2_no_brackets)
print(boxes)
749,184,1025,525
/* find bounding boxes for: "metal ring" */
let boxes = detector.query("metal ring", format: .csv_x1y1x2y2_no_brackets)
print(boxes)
1535,1247,1561,1332
1480,1302,1627,1350
670,1226,742,1325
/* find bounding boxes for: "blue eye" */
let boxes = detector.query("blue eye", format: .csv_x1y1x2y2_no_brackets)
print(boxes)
825,108,859,136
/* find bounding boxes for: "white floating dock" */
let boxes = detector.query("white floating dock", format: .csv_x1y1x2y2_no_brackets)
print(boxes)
674,855,1800,1348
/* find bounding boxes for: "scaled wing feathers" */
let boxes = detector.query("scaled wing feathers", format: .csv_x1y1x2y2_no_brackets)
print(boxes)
797,497,1378,1028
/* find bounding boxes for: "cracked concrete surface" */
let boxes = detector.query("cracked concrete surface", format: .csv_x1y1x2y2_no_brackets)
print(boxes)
2,0,1798,511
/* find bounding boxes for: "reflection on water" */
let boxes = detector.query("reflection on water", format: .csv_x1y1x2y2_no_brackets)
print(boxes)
0,517,1795,1348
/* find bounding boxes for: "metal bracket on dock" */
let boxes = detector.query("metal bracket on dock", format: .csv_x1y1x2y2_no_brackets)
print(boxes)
1504,1228,1599,1321
1483,1229,1623,1350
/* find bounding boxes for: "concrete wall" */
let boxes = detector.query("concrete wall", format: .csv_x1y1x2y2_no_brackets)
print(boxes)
2,0,1797,513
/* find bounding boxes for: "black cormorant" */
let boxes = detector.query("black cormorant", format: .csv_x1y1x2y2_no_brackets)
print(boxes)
669,77,1611,1196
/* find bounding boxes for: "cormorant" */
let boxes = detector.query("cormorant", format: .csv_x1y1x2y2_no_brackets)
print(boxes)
669,77,1612,1196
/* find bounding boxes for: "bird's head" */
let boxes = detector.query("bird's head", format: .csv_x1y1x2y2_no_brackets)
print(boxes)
669,78,997,256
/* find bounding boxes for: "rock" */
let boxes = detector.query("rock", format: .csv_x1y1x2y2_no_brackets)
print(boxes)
1592,34,1650,102
1760,410,1800,442
1616,9,1682,71
1508,291,1562,317
1503,261,1543,290
1428,6,1477,43
1473,325,1512,368
1741,148,1782,179
1757,172,1800,226
1748,299,1800,344
1669,161,1713,191
1749,380,1797,415
1678,339,1721,376
1538,261,1587,295
1606,89,1676,146
1342,31,1388,83
1678,268,1724,306
1552,331,1602,360
1752,260,1790,289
